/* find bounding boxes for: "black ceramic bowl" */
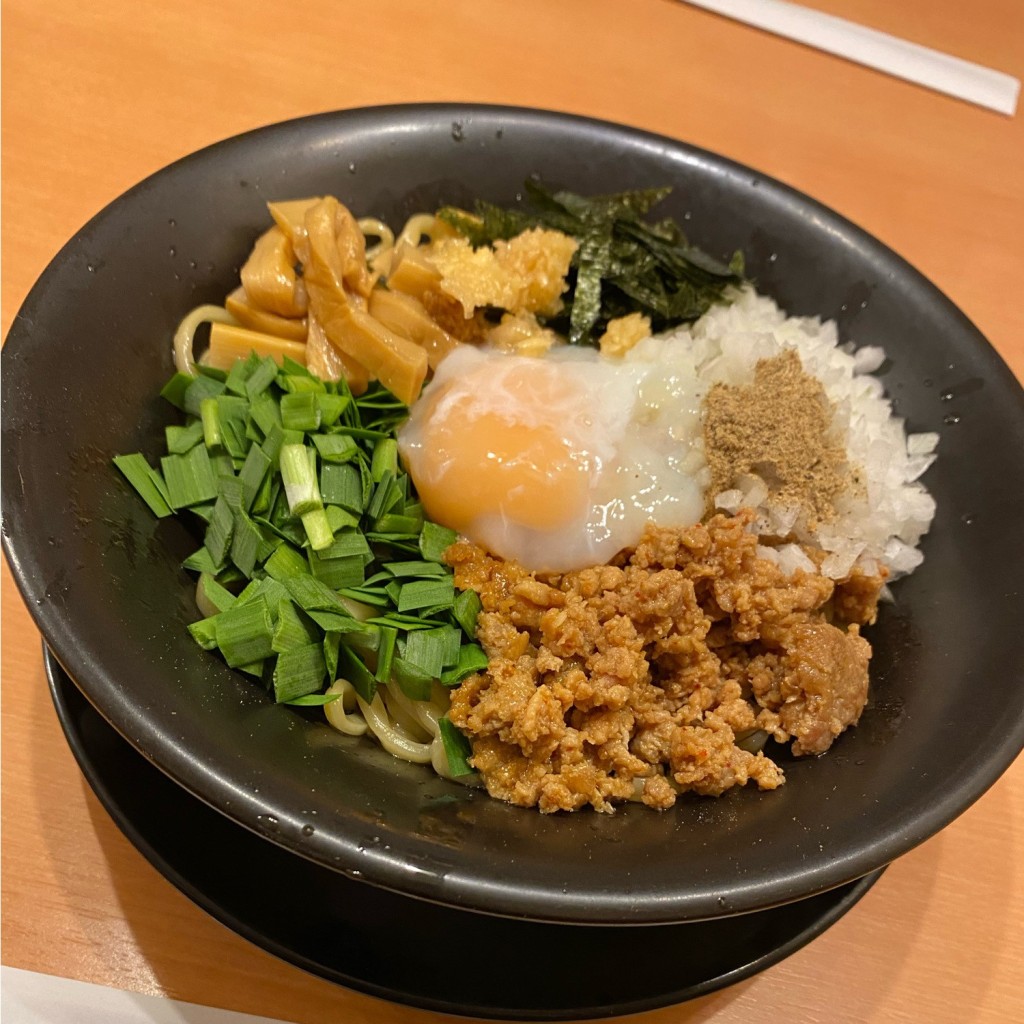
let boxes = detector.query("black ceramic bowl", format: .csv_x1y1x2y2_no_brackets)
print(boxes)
4,105,1023,926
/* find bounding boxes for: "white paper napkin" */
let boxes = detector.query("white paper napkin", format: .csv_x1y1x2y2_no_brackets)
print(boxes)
1,967,294,1024
683,0,1020,115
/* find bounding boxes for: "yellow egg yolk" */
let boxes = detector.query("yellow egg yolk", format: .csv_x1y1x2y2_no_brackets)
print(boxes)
401,356,600,537
410,403,591,533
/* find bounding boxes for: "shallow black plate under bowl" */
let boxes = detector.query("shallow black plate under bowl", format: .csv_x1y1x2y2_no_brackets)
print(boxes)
46,646,882,1020
4,105,1023,926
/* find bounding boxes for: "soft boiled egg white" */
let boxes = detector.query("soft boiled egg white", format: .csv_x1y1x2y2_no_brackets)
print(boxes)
397,339,712,573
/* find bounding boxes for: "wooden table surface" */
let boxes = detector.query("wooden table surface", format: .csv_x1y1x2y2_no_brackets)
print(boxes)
3,1,1022,1022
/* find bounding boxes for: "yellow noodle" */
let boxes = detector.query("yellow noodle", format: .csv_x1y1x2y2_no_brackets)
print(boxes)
324,680,369,737
355,688,434,764
397,213,440,249
357,217,395,260
172,305,239,376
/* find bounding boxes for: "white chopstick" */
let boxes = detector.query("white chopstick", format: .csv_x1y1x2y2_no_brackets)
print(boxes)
682,0,1020,116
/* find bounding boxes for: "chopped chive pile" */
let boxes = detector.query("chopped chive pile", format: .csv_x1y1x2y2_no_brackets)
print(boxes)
114,352,481,775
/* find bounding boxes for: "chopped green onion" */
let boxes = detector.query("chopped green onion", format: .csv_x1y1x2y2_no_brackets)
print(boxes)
308,550,365,590
250,391,282,437
244,356,279,399
391,656,433,701
398,577,455,613
370,438,399,483
112,454,173,518
300,507,335,552
281,355,310,378
434,625,463,667
182,546,222,574
402,625,460,678
311,433,359,463
453,588,483,638
320,463,363,512
197,364,228,382
367,613,449,631
440,643,489,686
183,374,225,417
334,425,390,441
272,599,319,653
281,573,347,613
280,358,307,378
283,692,342,707
336,644,377,703
161,445,218,509
384,560,449,579
215,597,276,667
165,420,205,454
120,354,493,744
230,510,264,577
318,530,372,562
420,521,459,562
160,372,194,411
338,586,392,608
200,397,222,449
372,516,422,537
323,631,340,680
374,626,398,684
365,470,396,522
280,391,321,431
279,444,322,516
238,443,272,511
187,615,221,650
201,495,232,569
315,392,349,427
324,504,359,532
197,572,236,614
211,451,236,479
224,358,254,397
438,717,476,777
263,543,309,581
250,467,278,517
273,642,327,702
236,576,289,609
216,395,251,458
219,474,245,512
281,372,324,394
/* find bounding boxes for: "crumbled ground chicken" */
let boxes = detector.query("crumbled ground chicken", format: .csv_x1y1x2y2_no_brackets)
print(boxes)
447,510,883,813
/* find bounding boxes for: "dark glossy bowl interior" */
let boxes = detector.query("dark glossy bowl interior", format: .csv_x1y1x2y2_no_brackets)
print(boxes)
4,104,1023,925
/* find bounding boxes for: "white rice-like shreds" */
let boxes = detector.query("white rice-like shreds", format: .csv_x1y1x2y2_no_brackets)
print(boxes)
660,286,937,581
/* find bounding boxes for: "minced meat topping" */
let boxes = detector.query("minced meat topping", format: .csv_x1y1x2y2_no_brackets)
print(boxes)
446,510,883,813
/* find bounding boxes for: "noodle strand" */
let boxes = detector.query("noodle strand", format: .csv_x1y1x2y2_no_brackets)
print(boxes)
173,304,240,375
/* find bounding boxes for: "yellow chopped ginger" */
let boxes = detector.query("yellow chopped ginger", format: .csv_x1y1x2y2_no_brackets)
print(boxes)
486,311,559,357
599,313,651,358
427,228,577,318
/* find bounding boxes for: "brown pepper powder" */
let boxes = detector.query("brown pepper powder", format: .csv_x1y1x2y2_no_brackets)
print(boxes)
702,349,849,524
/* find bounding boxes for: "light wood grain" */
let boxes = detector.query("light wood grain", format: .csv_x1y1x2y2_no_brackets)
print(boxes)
3,1,1022,1022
